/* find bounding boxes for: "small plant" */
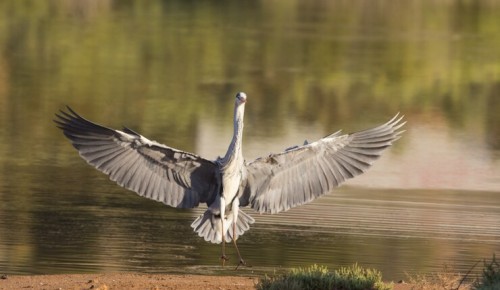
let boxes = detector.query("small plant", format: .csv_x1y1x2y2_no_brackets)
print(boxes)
256,264,392,290
473,254,500,290
406,264,471,290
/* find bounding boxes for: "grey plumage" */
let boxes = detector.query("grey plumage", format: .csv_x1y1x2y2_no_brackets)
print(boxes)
55,92,404,266
55,107,219,209
243,114,405,214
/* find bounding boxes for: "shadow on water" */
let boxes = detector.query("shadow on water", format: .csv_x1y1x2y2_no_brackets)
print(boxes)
0,0,499,282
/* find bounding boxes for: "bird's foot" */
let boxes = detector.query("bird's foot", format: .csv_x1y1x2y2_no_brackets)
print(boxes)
220,255,229,267
234,259,250,270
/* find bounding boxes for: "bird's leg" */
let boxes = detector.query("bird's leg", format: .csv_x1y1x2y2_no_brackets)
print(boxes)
232,221,247,270
230,198,247,270
220,197,228,266
221,239,228,266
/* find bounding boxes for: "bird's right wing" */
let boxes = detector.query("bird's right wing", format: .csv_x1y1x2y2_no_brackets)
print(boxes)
241,114,405,214
55,107,219,208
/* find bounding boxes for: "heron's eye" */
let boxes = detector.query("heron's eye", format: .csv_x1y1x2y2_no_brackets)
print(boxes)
236,92,247,102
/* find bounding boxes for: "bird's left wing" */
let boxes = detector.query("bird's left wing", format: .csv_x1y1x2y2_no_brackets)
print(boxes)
55,107,219,208
241,114,405,214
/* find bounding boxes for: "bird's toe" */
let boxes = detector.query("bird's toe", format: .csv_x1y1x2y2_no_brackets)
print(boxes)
220,255,229,266
235,259,250,270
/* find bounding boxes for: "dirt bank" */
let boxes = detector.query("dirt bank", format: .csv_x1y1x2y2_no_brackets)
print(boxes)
0,273,414,290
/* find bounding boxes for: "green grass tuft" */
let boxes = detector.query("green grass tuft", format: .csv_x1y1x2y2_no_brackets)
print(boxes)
256,264,392,290
473,254,500,290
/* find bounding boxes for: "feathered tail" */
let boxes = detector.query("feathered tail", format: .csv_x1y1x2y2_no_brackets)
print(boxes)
191,209,255,244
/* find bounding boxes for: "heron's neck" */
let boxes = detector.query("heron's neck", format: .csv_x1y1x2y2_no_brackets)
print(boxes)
221,103,245,167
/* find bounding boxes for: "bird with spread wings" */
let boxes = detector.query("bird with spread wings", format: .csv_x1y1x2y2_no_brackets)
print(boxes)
55,92,405,269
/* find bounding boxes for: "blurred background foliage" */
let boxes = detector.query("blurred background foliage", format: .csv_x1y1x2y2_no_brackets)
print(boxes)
0,0,498,153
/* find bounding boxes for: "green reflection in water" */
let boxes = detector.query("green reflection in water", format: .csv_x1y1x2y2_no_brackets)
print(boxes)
0,0,499,280
0,1,499,138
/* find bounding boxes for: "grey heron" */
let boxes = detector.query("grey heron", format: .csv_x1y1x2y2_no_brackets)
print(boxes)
55,92,404,268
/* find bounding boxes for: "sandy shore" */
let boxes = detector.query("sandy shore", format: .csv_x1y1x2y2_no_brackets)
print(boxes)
0,273,256,290
0,273,415,290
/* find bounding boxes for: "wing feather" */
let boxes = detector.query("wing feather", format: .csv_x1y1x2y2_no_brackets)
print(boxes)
243,114,405,214
55,107,219,208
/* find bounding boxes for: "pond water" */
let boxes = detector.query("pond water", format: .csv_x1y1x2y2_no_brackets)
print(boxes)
0,0,499,282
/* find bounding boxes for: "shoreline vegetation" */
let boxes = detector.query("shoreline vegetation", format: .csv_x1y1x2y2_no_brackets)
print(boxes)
255,257,499,290
1,255,497,290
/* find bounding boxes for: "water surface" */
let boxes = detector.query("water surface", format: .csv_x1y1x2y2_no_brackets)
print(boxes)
0,0,499,282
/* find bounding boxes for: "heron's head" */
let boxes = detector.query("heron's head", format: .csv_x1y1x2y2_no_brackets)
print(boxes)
235,92,247,105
